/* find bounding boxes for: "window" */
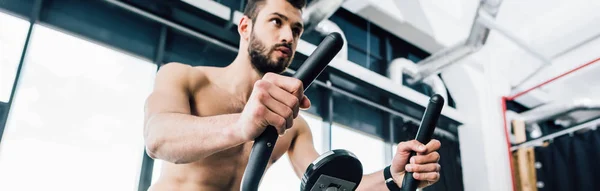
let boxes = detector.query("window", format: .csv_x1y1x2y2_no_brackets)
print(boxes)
303,112,324,154
330,9,386,75
331,123,386,174
152,159,163,184
0,11,30,102
0,24,157,190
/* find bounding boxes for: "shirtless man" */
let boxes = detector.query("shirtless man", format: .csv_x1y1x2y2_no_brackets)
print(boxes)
143,0,442,190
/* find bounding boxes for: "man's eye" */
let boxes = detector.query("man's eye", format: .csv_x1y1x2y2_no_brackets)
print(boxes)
271,18,282,26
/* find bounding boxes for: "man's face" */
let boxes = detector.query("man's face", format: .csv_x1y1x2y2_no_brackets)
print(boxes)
248,0,304,74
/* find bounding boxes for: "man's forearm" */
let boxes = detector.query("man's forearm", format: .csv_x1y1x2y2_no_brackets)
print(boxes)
144,112,246,164
356,169,400,191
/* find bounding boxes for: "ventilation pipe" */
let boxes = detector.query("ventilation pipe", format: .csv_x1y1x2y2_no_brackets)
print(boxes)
404,0,503,84
302,0,347,60
519,98,600,125
389,58,449,105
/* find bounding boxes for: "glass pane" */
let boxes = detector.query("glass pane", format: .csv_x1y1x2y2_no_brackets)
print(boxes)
302,112,324,154
0,24,157,191
330,12,368,52
152,159,163,184
348,47,368,69
260,153,299,190
0,11,30,102
331,123,386,174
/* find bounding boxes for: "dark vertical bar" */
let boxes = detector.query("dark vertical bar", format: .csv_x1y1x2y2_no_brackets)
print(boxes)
137,150,155,191
154,26,168,66
385,35,393,63
384,36,394,164
320,80,333,152
366,21,371,69
137,25,168,191
385,114,394,164
0,0,43,144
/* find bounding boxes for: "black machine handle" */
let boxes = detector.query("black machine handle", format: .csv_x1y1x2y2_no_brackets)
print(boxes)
401,94,445,191
241,32,344,191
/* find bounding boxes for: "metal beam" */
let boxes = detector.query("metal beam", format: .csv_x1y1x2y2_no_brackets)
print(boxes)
154,26,168,66
137,150,155,191
384,114,394,165
103,0,238,53
320,81,333,152
0,0,43,144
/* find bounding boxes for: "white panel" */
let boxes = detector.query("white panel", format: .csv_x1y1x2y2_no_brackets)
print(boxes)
458,127,490,190
442,63,513,191
343,0,444,53
0,12,30,102
331,124,386,174
182,0,231,20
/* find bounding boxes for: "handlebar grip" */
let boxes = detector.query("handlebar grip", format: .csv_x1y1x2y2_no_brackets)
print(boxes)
401,94,445,191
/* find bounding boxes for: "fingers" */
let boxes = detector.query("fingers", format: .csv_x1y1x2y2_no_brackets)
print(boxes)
263,73,304,97
263,73,309,109
405,163,440,173
265,81,300,118
300,95,311,109
253,104,287,135
410,152,440,164
253,81,292,135
413,172,440,182
422,139,441,154
259,93,294,135
396,140,427,154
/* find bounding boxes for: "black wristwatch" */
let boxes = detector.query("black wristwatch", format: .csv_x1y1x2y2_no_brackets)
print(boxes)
384,165,402,191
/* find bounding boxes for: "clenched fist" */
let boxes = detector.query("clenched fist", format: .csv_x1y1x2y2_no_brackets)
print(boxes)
237,73,311,142
391,139,442,188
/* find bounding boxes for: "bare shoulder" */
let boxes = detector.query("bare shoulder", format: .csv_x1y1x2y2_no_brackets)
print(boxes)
155,62,211,90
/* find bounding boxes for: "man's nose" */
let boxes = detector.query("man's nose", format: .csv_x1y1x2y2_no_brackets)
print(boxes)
279,27,293,44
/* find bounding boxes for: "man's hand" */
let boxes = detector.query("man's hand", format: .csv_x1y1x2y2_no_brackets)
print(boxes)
391,139,441,188
237,73,311,142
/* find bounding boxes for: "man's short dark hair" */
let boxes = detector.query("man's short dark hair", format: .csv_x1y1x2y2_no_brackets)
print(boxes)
243,0,306,21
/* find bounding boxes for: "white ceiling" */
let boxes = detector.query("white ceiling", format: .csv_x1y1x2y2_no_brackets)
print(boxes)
344,0,600,110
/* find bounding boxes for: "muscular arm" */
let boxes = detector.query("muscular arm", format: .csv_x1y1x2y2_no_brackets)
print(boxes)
144,63,245,164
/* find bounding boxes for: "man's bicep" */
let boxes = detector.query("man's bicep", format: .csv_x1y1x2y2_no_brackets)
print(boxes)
288,116,321,179
144,63,194,120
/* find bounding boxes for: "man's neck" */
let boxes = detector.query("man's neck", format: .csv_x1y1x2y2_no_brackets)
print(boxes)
222,55,263,103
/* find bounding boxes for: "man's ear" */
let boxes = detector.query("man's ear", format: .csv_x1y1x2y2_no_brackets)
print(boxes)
238,16,252,42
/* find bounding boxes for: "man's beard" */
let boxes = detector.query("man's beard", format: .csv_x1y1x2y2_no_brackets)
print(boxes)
248,32,293,74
